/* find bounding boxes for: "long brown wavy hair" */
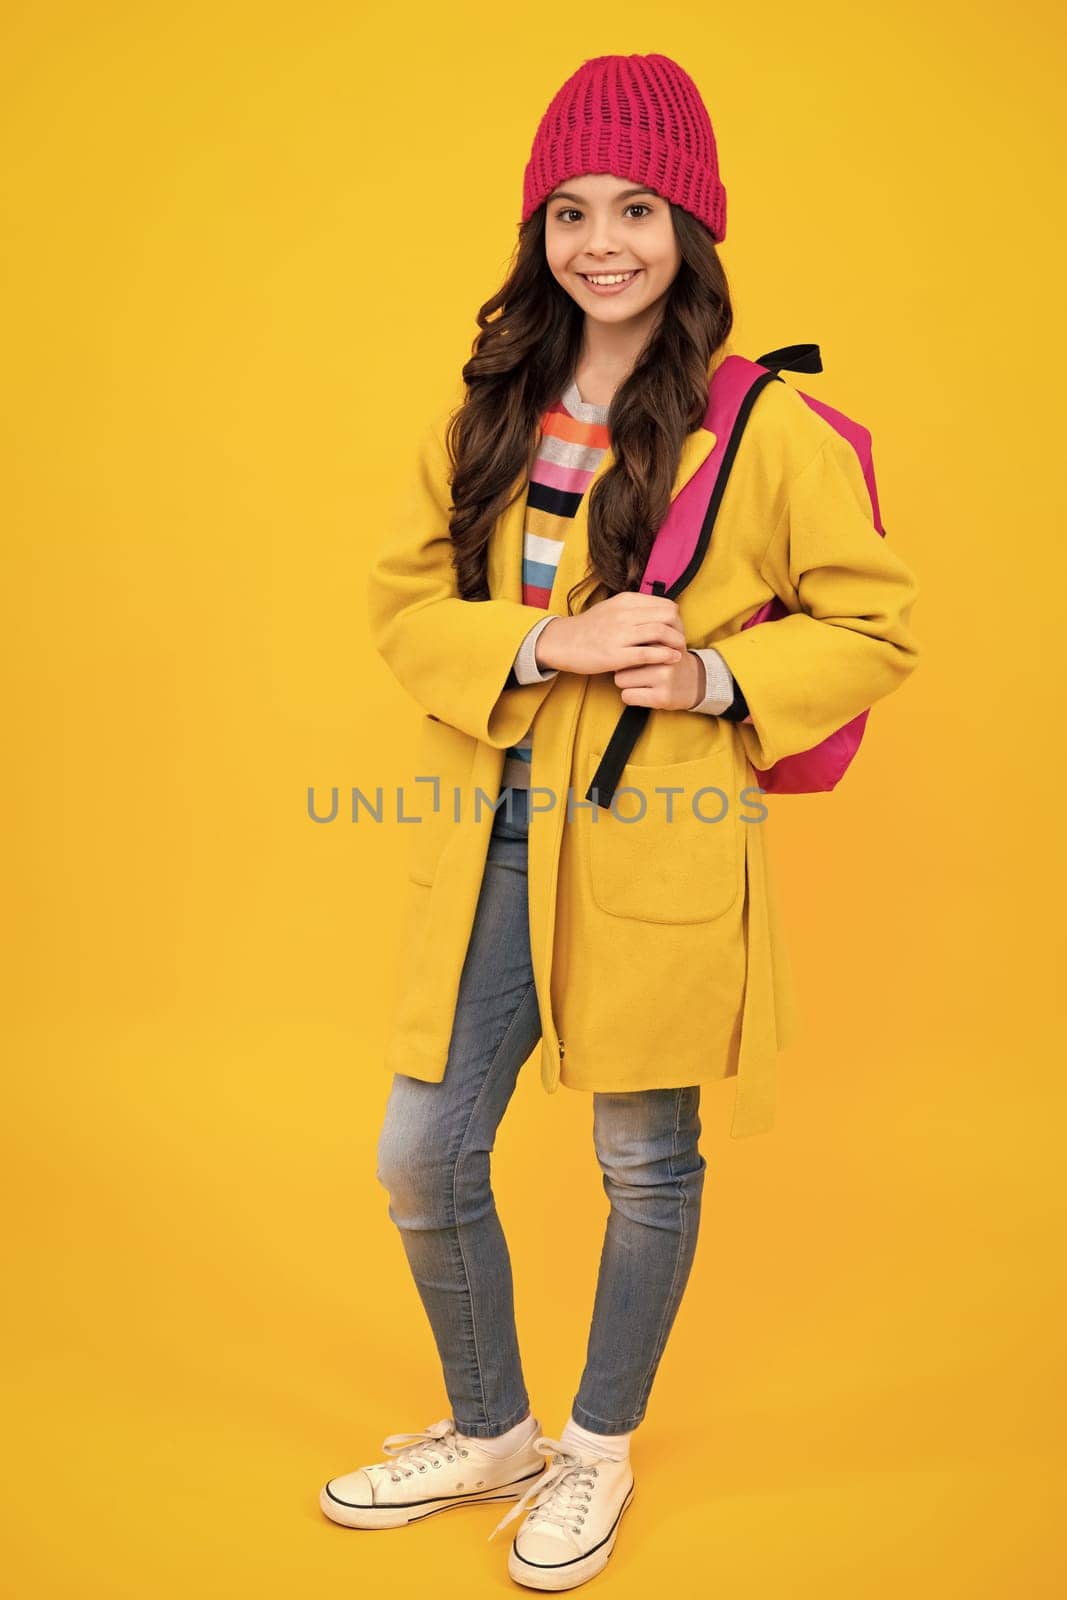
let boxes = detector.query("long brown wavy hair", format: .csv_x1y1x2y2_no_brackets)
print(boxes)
443,199,734,611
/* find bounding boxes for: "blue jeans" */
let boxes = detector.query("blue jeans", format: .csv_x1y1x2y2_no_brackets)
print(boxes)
375,785,708,1439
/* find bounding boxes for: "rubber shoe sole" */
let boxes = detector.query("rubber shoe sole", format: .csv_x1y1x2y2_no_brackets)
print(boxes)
506,1481,635,1590
320,1461,549,1530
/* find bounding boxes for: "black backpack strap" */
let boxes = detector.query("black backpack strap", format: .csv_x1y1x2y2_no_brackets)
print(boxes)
752,342,823,375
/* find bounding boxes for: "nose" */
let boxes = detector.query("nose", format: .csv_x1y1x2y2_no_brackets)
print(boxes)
580,217,625,257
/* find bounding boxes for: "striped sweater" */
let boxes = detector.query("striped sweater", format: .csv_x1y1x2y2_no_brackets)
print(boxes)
500,376,742,793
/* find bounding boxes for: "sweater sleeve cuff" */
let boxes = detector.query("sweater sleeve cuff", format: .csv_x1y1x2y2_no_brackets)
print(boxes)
688,648,737,715
511,615,560,685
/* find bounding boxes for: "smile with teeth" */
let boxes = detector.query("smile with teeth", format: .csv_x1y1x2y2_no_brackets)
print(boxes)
580,270,640,285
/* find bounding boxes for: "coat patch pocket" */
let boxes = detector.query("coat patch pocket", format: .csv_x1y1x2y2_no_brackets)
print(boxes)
407,714,476,886
585,744,744,925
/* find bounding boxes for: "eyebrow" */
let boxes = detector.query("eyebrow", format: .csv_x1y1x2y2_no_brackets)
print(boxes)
547,186,658,203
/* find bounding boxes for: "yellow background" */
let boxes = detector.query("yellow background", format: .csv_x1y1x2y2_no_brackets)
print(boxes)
4,1,1065,1594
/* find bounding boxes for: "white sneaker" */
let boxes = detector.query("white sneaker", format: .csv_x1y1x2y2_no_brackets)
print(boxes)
319,1416,548,1530
488,1434,636,1590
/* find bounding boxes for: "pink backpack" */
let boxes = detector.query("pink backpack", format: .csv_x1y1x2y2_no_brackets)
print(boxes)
587,344,886,808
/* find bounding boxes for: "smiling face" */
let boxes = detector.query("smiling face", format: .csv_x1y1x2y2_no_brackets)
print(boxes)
544,172,682,329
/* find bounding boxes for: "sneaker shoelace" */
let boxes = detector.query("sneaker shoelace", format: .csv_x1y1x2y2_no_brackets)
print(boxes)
370,1417,468,1482
488,1437,598,1544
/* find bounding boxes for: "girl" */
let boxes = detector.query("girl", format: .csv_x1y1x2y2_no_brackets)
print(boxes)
320,52,920,1591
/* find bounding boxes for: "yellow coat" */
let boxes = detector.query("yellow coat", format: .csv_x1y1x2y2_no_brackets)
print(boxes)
366,349,920,1137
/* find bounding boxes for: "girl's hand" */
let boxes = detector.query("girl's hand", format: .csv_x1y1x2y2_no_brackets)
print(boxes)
615,647,706,711
534,592,689,678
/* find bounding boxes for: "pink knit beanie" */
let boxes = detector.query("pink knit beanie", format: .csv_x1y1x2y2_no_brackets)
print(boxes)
521,53,728,242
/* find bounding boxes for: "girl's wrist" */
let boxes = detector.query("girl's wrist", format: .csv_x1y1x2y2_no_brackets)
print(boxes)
686,650,707,709
534,615,568,672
